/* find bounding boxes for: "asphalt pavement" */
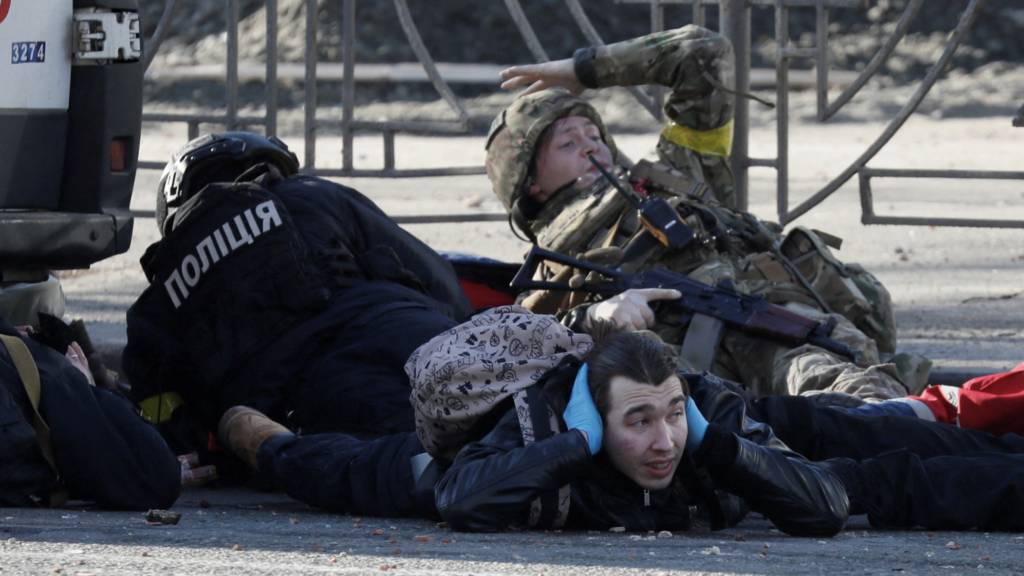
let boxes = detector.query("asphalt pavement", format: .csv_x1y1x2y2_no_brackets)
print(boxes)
3,487,1023,576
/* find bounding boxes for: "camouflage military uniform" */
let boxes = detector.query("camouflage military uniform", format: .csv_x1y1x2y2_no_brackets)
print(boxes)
486,25,924,400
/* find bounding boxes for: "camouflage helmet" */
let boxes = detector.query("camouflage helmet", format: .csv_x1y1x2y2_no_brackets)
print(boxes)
485,89,618,212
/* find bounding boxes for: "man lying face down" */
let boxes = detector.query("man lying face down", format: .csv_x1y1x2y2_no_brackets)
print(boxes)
433,315,1024,534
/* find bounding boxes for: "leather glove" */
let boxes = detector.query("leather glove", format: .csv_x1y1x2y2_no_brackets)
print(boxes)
685,397,709,453
562,363,603,455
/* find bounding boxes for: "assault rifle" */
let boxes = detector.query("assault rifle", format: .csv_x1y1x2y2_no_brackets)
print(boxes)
511,246,857,361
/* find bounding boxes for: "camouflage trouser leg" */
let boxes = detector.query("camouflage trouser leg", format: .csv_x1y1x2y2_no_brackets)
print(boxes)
715,304,909,401
774,346,908,401
772,305,908,401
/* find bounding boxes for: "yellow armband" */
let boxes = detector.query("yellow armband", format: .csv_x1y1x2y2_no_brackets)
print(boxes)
661,120,733,157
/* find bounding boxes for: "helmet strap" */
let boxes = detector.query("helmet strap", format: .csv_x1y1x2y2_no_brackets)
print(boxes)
509,197,538,245
236,162,286,186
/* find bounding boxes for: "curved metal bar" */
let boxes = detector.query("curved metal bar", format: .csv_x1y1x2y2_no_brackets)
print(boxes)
781,0,986,225
504,0,549,62
142,0,178,72
820,0,923,121
563,0,662,119
393,0,471,128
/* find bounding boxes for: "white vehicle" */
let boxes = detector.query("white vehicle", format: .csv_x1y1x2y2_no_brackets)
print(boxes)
0,0,142,324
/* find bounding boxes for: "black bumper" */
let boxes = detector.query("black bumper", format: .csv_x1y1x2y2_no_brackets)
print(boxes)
0,210,133,269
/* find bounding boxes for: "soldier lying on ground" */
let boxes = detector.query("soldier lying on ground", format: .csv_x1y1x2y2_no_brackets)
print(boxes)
0,317,179,510
484,24,929,400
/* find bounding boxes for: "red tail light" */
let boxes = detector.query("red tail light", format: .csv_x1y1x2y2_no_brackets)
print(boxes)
110,138,129,172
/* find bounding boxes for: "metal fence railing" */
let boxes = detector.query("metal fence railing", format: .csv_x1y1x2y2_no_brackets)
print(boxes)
138,0,1023,228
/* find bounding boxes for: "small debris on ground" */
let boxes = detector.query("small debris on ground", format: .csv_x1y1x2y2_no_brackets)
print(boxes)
144,510,181,526
961,292,1021,304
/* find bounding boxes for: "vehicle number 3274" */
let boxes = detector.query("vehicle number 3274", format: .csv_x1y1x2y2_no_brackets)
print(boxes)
11,41,46,64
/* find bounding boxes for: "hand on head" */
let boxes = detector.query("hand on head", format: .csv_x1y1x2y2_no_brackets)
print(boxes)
563,363,603,455
499,58,584,95
684,397,709,453
584,288,682,332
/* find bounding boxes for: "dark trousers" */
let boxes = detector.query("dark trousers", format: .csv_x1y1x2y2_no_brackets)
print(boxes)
753,395,1024,530
243,282,454,517
258,430,435,518
42,368,181,510
751,395,1024,461
288,282,458,436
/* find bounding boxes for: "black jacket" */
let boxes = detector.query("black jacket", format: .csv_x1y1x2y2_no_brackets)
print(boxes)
0,320,180,509
435,370,849,536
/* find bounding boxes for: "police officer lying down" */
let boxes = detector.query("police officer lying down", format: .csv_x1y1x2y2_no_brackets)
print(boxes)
124,132,470,517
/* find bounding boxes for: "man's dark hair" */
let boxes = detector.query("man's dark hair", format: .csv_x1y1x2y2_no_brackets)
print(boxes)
583,322,688,415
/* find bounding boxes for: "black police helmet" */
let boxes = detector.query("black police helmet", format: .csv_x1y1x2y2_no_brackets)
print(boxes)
156,132,300,235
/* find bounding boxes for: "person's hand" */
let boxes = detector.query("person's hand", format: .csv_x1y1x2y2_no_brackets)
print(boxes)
685,397,709,453
65,341,95,386
583,288,681,332
499,58,584,95
179,452,219,487
563,364,603,455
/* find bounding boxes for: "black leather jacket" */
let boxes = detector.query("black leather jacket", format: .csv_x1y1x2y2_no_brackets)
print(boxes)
435,371,849,536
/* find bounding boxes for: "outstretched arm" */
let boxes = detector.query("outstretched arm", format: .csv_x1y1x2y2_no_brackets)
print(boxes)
499,58,583,96
571,25,733,133
499,25,732,126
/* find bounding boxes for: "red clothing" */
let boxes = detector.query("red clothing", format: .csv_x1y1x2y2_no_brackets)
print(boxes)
915,363,1024,436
